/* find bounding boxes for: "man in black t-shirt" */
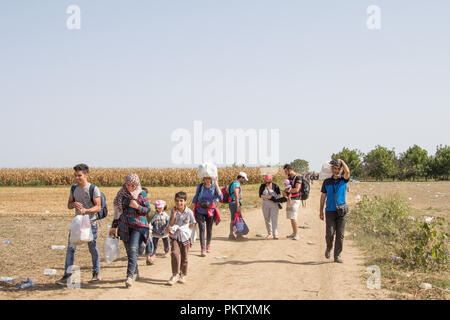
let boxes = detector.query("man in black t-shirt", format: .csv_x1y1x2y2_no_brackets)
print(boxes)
283,164,303,241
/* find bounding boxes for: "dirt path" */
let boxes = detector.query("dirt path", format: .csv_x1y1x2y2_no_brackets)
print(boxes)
2,184,389,300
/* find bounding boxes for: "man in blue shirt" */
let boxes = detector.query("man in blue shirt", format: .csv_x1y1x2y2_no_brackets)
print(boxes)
228,171,248,240
320,159,350,263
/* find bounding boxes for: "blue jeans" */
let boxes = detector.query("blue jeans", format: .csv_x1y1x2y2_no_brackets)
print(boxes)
151,237,170,255
124,229,141,278
64,222,100,276
139,236,153,256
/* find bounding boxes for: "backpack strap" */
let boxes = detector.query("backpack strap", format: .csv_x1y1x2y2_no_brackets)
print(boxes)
198,183,204,202
70,184,77,200
89,184,96,205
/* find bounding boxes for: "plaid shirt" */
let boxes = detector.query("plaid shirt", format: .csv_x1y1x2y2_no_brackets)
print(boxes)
117,191,151,244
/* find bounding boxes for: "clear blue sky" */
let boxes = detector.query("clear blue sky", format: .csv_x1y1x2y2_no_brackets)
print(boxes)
1,0,449,171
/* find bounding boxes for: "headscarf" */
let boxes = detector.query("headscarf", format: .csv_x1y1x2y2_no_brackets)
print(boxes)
113,173,143,215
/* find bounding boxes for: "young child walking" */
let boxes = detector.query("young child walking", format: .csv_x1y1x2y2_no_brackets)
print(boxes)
167,191,196,286
147,200,170,265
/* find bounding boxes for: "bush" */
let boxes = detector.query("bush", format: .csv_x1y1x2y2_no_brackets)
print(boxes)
350,195,448,272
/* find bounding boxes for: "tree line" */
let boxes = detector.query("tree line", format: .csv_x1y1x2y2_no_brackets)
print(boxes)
331,145,449,181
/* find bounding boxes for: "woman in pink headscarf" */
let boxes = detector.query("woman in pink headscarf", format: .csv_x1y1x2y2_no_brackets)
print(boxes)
109,173,151,288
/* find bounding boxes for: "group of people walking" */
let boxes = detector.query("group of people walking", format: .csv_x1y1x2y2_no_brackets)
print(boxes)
56,159,351,288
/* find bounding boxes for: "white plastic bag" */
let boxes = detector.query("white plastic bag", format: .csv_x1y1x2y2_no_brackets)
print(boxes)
191,224,197,243
103,237,120,264
198,162,218,179
69,215,93,246
319,162,333,180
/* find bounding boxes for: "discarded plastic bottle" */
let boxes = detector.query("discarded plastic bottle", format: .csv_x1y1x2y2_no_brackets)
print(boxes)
2,240,11,244
0,277,13,282
18,278,34,289
51,245,66,250
43,269,57,276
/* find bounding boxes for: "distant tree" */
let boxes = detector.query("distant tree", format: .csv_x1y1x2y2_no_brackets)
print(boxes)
332,147,364,178
363,145,398,181
290,159,309,174
434,145,450,180
398,145,429,181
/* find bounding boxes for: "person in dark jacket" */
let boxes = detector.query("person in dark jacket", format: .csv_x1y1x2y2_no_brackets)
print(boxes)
258,175,282,239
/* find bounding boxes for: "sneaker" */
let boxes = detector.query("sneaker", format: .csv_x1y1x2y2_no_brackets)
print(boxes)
334,256,344,263
325,249,331,259
167,274,180,286
178,274,187,284
206,245,211,252
286,233,296,238
56,274,71,286
125,277,133,288
89,272,100,282
201,249,206,257
292,234,300,240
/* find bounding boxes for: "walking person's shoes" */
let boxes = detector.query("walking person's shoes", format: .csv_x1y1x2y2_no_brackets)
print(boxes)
125,277,133,288
273,234,279,240
133,273,139,281
334,256,344,263
206,245,211,252
167,274,180,286
56,274,71,286
325,249,331,259
286,233,296,238
89,272,100,283
201,248,207,257
292,234,300,240
178,274,187,284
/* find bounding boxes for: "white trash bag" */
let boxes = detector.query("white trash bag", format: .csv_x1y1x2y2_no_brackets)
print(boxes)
103,237,120,264
198,162,218,179
69,215,93,246
319,162,333,180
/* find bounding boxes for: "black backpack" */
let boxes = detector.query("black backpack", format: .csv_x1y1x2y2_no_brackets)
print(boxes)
300,177,310,200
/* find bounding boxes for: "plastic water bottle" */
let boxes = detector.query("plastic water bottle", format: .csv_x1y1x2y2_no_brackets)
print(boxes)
51,245,66,250
18,278,34,289
2,240,11,244
43,269,57,276
0,277,13,282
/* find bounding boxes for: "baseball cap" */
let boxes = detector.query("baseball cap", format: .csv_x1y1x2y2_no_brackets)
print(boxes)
329,159,342,167
238,171,249,181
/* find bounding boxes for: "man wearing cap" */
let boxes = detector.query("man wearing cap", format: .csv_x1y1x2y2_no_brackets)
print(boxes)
283,164,303,240
228,172,248,240
319,159,350,263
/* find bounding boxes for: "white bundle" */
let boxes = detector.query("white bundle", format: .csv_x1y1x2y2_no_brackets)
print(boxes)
198,162,218,179
319,162,333,180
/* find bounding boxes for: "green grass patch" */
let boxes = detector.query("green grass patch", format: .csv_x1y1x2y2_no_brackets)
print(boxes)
348,195,449,299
